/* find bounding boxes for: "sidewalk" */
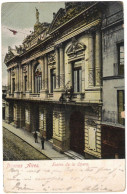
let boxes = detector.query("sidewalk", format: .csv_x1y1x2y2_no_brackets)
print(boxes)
3,121,72,160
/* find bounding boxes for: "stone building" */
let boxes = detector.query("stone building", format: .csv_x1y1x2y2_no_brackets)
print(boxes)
101,2,125,158
4,2,124,159
2,85,7,120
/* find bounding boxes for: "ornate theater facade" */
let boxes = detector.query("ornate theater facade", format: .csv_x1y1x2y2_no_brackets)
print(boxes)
4,2,124,159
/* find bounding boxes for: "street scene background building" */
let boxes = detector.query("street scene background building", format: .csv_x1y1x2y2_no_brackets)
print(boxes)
2,1,125,159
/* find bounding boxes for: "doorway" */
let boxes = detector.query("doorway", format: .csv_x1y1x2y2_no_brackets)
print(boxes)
46,112,53,140
70,111,84,154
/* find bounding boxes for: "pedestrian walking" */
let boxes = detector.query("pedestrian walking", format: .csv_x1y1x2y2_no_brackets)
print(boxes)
41,136,45,149
34,131,38,143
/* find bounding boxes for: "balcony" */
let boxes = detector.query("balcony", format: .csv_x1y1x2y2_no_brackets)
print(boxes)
72,93,85,101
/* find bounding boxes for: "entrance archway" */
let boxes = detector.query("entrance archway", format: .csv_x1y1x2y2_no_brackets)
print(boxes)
70,111,84,154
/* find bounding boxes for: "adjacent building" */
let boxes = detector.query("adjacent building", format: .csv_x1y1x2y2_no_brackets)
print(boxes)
101,2,125,158
4,2,125,159
2,85,7,120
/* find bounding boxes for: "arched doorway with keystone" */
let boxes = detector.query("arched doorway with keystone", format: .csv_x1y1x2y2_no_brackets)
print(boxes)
70,111,84,155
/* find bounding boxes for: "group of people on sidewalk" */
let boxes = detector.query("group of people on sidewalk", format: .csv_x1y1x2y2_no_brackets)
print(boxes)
34,131,45,150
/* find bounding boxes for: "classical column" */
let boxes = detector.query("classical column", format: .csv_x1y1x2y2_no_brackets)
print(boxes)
38,57,44,90
29,62,32,92
20,66,23,92
27,64,29,91
55,46,60,89
19,64,21,92
31,63,34,93
42,57,45,89
15,67,17,92
95,30,101,86
16,66,19,91
88,33,95,86
45,55,48,90
68,62,72,87
9,70,11,92
60,45,65,89
10,70,13,94
7,70,10,93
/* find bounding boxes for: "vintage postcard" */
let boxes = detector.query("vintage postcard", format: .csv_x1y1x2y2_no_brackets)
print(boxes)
1,0,125,192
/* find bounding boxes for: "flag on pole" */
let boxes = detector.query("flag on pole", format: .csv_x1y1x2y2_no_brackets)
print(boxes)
8,28,18,35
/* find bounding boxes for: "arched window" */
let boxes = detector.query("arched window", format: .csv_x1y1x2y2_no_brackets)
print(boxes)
34,64,42,93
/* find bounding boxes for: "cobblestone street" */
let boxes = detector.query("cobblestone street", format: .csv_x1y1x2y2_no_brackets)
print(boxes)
3,128,49,160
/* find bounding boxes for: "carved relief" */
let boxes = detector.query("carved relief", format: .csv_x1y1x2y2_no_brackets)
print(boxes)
60,74,65,87
42,80,45,89
47,52,56,64
89,69,94,86
23,66,27,73
86,119,96,127
96,68,101,85
49,2,97,33
56,75,60,86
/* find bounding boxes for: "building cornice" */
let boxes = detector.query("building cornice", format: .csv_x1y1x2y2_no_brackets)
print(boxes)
49,2,100,35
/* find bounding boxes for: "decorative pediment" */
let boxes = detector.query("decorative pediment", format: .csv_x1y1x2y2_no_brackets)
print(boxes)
48,8,65,33
66,38,86,56
4,46,19,64
4,51,14,64
49,2,95,33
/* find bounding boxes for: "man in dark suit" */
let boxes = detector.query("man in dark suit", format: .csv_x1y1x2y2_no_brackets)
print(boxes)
41,135,45,150
41,136,45,149
34,131,38,143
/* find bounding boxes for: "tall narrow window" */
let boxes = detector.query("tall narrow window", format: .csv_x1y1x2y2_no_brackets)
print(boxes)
34,64,42,93
117,90,125,125
51,69,56,93
24,76,27,91
118,43,124,75
12,78,15,93
73,68,82,93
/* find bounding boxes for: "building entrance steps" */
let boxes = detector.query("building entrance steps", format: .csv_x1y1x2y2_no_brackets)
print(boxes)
64,150,85,160
2,121,72,160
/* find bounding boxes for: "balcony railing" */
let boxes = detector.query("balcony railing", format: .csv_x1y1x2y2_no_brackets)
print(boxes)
30,93,40,97
47,93,53,98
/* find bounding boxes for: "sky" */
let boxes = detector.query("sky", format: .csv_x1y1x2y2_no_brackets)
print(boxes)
1,2,65,85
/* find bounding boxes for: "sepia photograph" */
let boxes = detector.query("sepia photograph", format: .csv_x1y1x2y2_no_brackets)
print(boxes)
1,0,125,192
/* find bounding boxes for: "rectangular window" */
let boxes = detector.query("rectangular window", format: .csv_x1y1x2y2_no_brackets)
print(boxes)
51,69,56,93
24,76,27,91
118,43,124,75
117,90,125,125
73,68,82,93
12,78,15,92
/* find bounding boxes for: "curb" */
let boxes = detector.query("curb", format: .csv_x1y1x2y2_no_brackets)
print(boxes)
3,125,51,160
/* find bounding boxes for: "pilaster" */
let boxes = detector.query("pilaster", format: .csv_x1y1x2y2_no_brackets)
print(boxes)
5,102,13,123
95,30,101,86
88,33,95,87
13,102,20,128
53,108,68,152
55,46,60,89
60,44,65,89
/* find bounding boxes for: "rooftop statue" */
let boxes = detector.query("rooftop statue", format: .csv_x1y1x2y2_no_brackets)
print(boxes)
35,8,39,23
